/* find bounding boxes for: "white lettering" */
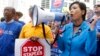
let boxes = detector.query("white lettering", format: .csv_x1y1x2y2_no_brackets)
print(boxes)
4,30,13,35
38,46,42,51
23,47,28,52
23,51,43,56
28,47,33,52
22,46,43,56
32,46,38,51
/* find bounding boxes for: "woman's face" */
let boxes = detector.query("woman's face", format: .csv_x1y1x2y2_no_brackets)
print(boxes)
70,4,84,21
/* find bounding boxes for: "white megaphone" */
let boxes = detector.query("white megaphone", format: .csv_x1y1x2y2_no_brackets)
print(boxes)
32,5,65,26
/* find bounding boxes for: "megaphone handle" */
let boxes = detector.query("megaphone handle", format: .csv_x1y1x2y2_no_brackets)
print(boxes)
51,15,65,48
42,22,61,48
42,23,51,46
51,32,59,48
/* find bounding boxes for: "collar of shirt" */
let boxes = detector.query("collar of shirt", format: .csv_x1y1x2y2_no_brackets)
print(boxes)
4,19,14,24
72,21,88,36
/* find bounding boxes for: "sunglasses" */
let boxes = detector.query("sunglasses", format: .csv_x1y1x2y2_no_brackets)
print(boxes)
94,5,100,7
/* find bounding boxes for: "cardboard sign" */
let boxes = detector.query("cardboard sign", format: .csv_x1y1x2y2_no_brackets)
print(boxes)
50,0,64,12
15,39,50,56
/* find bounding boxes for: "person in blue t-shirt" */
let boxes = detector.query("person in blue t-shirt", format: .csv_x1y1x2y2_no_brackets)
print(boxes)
0,7,22,56
92,2,100,56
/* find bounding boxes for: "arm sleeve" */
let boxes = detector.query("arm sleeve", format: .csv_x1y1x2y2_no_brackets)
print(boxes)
19,25,25,39
85,29,97,55
45,25,54,44
17,24,23,38
57,25,66,51
57,35,65,51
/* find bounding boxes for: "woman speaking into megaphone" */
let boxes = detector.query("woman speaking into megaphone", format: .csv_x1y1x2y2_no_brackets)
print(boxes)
57,1,97,56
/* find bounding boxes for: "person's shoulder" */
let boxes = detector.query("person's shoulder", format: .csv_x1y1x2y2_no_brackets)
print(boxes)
64,22,73,28
0,22,5,26
0,21,4,24
44,24,51,29
13,21,23,26
21,22,32,29
60,23,72,32
82,21,90,29
18,21,25,25
24,22,32,26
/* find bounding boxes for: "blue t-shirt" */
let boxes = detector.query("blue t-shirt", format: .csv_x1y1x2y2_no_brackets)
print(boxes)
18,21,25,26
0,21,22,56
95,19,100,33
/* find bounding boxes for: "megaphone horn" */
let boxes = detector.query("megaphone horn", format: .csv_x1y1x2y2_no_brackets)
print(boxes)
32,5,65,26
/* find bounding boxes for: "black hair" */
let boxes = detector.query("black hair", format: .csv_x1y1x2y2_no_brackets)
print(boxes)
69,1,87,21
4,7,16,15
1,17,5,22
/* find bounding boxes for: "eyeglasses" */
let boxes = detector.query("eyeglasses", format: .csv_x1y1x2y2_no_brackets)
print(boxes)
94,5,100,8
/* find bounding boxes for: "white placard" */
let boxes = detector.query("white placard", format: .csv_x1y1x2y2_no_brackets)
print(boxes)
15,39,50,56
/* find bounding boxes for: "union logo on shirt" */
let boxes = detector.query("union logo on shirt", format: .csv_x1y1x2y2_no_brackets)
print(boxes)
0,28,3,35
